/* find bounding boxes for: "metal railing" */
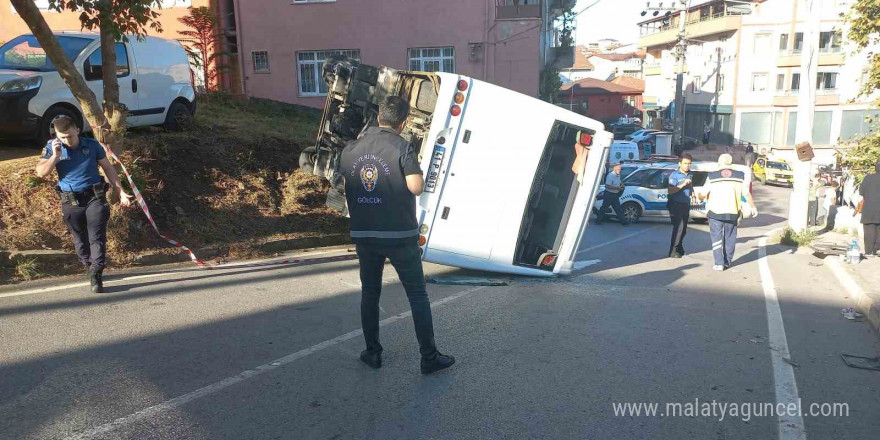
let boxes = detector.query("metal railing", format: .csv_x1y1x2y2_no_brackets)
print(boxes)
639,9,748,37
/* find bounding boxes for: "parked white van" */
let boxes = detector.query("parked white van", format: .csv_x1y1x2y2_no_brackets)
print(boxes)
303,57,613,276
609,140,640,164
0,32,196,144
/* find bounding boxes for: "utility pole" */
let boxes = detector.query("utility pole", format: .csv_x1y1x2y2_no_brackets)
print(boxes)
788,0,820,232
672,0,688,153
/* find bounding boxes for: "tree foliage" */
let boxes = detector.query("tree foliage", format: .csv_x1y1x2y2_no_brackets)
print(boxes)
539,7,576,103
178,6,227,92
843,0,880,176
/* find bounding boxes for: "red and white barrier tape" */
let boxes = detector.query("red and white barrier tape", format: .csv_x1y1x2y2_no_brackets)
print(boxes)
108,150,354,270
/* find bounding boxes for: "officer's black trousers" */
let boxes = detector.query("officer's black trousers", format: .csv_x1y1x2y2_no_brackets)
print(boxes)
668,201,690,256
355,241,438,360
62,196,110,271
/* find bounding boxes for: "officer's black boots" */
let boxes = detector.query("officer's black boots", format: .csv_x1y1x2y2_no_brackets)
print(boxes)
88,268,104,293
420,352,456,375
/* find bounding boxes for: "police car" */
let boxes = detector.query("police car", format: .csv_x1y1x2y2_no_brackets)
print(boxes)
595,160,753,224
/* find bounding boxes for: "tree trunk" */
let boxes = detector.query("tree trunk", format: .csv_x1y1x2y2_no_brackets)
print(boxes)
98,18,127,156
10,0,108,142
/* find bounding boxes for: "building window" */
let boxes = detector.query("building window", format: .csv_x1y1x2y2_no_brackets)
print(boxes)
754,33,771,53
791,72,801,91
816,72,838,91
408,47,455,73
717,74,724,92
693,76,701,93
779,33,789,51
819,31,841,53
776,73,785,91
740,112,772,144
793,32,804,53
751,73,767,92
252,51,270,73
297,49,360,96
841,109,880,140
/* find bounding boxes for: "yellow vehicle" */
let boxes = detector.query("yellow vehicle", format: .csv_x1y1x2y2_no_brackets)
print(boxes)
752,156,793,186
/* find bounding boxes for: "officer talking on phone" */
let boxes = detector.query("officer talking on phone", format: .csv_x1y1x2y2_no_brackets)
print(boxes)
35,115,133,293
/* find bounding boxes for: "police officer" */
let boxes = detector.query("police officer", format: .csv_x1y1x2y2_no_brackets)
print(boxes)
35,116,132,293
667,154,694,258
342,96,455,374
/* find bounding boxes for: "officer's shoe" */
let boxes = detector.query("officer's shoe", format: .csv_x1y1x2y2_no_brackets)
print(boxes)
420,352,456,375
88,268,104,293
359,350,382,369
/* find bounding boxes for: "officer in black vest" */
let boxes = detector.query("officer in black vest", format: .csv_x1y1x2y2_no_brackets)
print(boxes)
342,96,455,374
35,115,132,293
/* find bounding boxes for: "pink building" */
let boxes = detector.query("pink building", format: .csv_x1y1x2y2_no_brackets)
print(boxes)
229,0,574,107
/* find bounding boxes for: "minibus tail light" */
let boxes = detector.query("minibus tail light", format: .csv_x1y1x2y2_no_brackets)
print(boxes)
540,254,557,267
457,80,468,91
451,105,461,116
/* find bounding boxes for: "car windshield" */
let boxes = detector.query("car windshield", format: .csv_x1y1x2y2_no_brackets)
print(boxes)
0,35,93,72
767,162,791,170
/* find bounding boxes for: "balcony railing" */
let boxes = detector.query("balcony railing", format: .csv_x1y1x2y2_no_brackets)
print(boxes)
496,0,541,20
639,9,748,37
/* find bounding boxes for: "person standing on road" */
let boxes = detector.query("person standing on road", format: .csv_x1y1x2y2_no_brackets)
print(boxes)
808,175,823,227
596,163,627,225
667,154,694,258
341,96,455,374
855,159,880,257
698,154,757,271
34,115,132,293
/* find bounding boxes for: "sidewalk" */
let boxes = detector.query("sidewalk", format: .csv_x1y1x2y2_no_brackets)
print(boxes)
812,229,880,335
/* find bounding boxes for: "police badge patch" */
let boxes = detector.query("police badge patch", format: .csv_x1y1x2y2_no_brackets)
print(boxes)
361,163,379,192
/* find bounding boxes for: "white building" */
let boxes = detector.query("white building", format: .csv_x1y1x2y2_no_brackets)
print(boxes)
639,0,875,164
561,45,645,83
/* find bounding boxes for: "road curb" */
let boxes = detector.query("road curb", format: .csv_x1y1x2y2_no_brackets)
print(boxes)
1,234,352,269
825,257,880,335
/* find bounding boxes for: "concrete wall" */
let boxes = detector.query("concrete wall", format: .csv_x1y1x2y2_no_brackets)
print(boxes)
235,0,542,108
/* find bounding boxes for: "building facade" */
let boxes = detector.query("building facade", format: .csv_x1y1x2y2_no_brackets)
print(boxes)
558,78,643,124
232,0,574,108
639,0,873,164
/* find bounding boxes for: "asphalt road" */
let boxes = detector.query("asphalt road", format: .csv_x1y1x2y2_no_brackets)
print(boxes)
1,184,878,440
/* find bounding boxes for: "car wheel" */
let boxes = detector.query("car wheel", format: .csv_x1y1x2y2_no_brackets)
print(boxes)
38,106,80,147
299,147,318,174
622,202,642,224
164,101,193,132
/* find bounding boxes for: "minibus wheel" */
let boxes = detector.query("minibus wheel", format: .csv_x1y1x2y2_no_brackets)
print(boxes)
299,147,317,174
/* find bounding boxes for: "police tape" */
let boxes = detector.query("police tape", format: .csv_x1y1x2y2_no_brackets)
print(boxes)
106,150,355,270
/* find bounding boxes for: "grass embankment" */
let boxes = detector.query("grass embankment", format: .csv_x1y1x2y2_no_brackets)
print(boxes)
0,94,347,281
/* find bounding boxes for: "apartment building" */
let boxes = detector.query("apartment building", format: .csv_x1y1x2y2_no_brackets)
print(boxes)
561,45,645,83
639,0,873,163
232,0,574,108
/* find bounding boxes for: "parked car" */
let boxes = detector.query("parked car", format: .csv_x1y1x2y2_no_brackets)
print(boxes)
0,32,196,145
752,156,793,186
610,123,643,140
608,140,640,164
625,128,659,142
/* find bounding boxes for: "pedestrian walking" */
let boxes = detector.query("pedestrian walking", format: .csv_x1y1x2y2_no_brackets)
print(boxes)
855,159,880,257
341,96,455,374
596,163,627,225
808,175,822,227
34,116,132,293
698,154,757,271
667,154,694,258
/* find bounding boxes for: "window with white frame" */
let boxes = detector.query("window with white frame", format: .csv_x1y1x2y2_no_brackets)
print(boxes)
408,47,455,73
693,76,702,93
776,73,785,91
791,72,801,91
296,49,360,96
753,33,771,53
252,51,270,73
751,73,767,92
816,71,838,91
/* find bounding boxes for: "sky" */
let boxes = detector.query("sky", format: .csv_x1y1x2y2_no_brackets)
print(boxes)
573,0,717,47
574,0,647,47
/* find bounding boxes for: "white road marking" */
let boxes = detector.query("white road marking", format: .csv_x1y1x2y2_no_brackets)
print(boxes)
757,235,807,440
0,249,349,300
576,225,660,256
65,285,487,440
573,259,601,271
